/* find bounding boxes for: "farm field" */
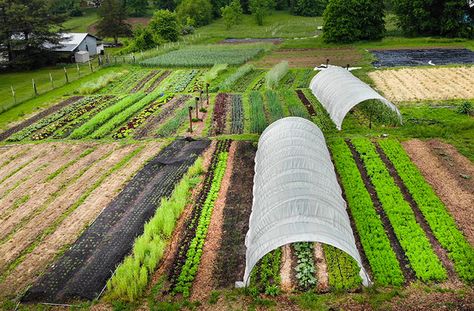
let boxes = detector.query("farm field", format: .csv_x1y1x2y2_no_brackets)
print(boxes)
0,10,473,311
369,67,474,102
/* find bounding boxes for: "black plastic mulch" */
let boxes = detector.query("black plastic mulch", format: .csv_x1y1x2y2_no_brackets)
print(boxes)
371,48,474,67
22,138,210,303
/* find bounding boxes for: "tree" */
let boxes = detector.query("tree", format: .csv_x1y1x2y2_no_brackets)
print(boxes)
149,9,180,42
221,0,243,29
211,0,231,16
96,0,132,44
176,0,213,27
129,26,156,51
249,0,275,25
0,0,65,69
152,0,176,10
393,0,473,38
127,0,148,16
322,0,385,43
289,0,328,17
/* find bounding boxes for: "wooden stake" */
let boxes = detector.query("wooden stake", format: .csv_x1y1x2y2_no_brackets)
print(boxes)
64,67,69,83
188,106,193,132
32,79,38,96
49,72,54,89
89,60,93,72
195,97,199,119
11,85,16,105
206,83,210,106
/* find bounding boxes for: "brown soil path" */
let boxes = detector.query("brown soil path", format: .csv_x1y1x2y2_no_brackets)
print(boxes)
0,143,162,296
314,242,329,292
148,141,216,293
0,145,134,272
280,244,294,292
0,144,113,239
191,142,236,301
402,139,474,246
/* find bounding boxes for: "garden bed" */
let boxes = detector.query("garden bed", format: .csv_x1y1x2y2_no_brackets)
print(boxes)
371,48,474,67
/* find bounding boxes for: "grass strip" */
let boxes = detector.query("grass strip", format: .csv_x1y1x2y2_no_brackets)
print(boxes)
378,139,474,284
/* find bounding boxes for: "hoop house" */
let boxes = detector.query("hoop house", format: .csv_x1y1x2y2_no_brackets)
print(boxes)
241,117,371,287
310,67,402,130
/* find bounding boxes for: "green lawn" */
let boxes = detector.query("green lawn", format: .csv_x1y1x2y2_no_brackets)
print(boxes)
62,8,99,33
0,63,101,113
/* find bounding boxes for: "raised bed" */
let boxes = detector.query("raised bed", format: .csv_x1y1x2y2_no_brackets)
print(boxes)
22,139,210,303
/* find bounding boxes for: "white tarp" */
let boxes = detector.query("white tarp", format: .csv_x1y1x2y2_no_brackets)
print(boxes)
310,66,402,130
241,117,371,287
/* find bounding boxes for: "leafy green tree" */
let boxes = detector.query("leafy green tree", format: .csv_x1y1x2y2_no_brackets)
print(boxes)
152,0,176,10
221,0,243,29
96,0,132,44
176,0,213,27
149,9,180,42
249,0,275,25
393,0,473,38
129,26,156,51
323,0,385,43
0,0,65,68
127,0,148,16
289,0,327,16
211,0,231,16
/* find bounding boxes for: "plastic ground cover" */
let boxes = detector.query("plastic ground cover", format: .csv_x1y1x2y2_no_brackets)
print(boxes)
310,67,401,130
241,117,370,287
371,48,474,67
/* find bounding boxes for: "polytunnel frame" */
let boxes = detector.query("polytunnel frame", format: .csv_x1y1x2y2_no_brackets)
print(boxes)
310,66,402,130
240,117,371,288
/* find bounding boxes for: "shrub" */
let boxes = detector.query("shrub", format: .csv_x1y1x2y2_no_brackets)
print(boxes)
290,0,328,17
149,9,180,42
176,0,213,27
221,0,243,29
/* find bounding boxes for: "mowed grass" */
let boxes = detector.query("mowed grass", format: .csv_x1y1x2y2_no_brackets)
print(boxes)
61,8,99,33
0,66,123,131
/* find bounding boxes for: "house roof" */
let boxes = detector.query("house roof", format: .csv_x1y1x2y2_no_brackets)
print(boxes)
45,33,100,52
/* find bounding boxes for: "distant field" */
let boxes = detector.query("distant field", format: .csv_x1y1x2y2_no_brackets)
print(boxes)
62,9,99,33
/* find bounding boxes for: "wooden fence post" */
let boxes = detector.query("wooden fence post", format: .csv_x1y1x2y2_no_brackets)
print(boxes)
49,73,54,89
195,97,199,120
32,79,38,96
11,86,16,105
206,83,210,106
64,67,69,83
188,106,193,132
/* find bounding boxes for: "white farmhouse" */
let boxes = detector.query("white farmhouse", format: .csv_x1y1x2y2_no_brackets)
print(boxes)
46,33,102,62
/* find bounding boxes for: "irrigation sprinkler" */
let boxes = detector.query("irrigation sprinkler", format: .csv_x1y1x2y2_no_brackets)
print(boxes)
32,79,38,96
64,67,69,83
188,106,193,132
49,73,54,89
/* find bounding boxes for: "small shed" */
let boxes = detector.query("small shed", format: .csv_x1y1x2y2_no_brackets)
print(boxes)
46,33,101,62
75,51,90,63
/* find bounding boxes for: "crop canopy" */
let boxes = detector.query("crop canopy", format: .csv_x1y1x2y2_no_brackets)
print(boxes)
310,67,402,130
241,117,371,287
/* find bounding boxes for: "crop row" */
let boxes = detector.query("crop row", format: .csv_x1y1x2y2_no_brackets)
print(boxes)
324,245,362,291
173,144,230,297
265,61,289,90
69,93,145,139
264,90,285,123
212,93,230,135
155,104,189,138
378,140,474,283
168,69,199,93
328,139,404,285
131,70,161,93
249,248,282,296
218,64,255,92
30,96,115,141
299,90,336,133
352,138,447,282
145,70,171,93
230,94,243,134
293,69,315,89
106,157,205,301
292,242,317,291
279,89,311,119
232,70,264,93
249,91,268,134
101,69,150,94
6,97,98,142
112,93,174,139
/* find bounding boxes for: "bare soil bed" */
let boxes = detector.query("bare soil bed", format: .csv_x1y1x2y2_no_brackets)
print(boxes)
402,139,474,246
369,67,474,102
23,139,210,303
252,48,362,68
371,48,474,67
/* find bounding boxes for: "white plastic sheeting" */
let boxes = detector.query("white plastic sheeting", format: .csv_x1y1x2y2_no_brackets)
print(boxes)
310,66,402,130
241,117,370,287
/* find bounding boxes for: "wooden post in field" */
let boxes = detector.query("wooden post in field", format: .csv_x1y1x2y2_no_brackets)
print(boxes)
206,83,210,106
49,73,54,89
98,55,102,66
199,90,203,107
195,97,199,119
64,67,69,83
188,106,193,132
346,64,350,70
132,54,136,63
32,79,38,96
326,58,329,68
77,63,81,77
89,60,93,72
11,86,16,105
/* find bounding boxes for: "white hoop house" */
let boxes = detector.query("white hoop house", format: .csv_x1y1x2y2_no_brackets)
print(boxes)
241,117,371,287
310,66,402,130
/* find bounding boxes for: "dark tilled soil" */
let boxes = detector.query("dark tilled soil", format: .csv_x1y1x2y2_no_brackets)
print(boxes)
295,90,316,117
346,140,416,283
145,70,171,93
22,139,210,303
375,144,458,283
131,70,159,93
371,48,474,67
0,96,83,141
214,142,256,288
